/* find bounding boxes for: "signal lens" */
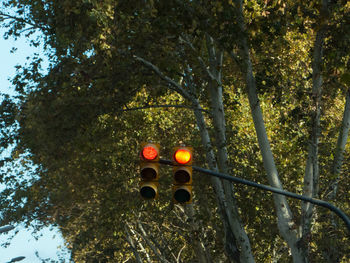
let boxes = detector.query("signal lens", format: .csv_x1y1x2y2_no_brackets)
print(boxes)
140,186,156,199
174,149,191,164
174,188,191,203
174,169,190,183
141,167,157,180
142,146,158,160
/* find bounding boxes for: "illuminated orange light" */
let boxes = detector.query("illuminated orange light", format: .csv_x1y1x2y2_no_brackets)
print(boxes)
174,149,191,164
142,146,158,160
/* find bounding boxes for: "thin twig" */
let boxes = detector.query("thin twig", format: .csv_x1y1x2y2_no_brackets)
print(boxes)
122,104,210,115
176,245,186,263
229,50,241,67
179,35,216,81
136,221,171,263
133,55,205,115
0,12,48,32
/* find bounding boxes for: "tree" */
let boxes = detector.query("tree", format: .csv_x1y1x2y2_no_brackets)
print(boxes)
1,0,349,262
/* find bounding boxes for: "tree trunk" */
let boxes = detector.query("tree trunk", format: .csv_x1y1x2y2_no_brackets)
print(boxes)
185,204,213,263
205,35,254,263
301,1,329,259
193,106,247,263
321,89,350,262
328,89,350,200
233,0,305,261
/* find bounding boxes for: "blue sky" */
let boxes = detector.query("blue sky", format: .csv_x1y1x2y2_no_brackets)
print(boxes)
0,27,70,262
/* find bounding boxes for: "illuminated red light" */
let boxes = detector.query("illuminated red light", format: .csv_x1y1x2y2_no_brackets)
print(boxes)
142,146,158,160
174,149,191,164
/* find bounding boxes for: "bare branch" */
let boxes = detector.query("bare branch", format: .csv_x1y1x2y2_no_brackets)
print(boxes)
176,245,186,263
128,224,152,263
229,50,241,67
133,55,195,103
134,56,183,91
179,35,216,81
136,221,171,263
122,104,211,115
0,12,48,32
322,88,350,200
124,224,143,263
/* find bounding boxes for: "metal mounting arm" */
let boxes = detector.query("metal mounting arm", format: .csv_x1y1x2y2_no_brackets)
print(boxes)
159,159,350,234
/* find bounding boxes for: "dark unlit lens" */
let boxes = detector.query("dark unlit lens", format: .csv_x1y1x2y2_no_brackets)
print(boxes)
140,186,156,199
174,170,190,183
141,168,157,180
174,189,190,203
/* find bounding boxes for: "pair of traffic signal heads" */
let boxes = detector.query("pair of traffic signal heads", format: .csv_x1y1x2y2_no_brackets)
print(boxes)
139,142,193,204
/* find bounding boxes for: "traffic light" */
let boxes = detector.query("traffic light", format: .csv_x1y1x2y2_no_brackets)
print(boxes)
140,142,160,199
172,146,193,204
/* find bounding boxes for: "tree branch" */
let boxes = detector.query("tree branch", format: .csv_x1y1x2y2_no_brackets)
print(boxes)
328,88,350,199
133,55,208,116
179,35,216,81
128,224,152,263
0,12,48,33
229,50,242,68
122,104,211,115
134,56,187,96
124,224,143,263
176,245,186,263
301,0,329,258
136,221,171,263
232,0,304,261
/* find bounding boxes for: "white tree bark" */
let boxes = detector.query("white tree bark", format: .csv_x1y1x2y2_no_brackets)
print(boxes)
233,0,305,262
204,35,254,263
243,47,304,263
322,89,350,262
193,104,248,263
137,221,172,263
128,223,152,263
125,224,143,263
301,28,324,258
185,204,213,263
301,1,329,259
329,89,350,199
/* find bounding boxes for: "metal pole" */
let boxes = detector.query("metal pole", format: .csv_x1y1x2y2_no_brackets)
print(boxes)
159,159,350,234
8,256,26,263
0,225,15,234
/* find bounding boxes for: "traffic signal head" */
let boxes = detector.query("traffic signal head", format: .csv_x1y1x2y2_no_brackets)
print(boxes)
140,143,160,199
172,146,193,204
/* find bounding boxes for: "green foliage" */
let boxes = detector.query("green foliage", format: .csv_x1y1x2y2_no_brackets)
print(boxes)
0,0,349,262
